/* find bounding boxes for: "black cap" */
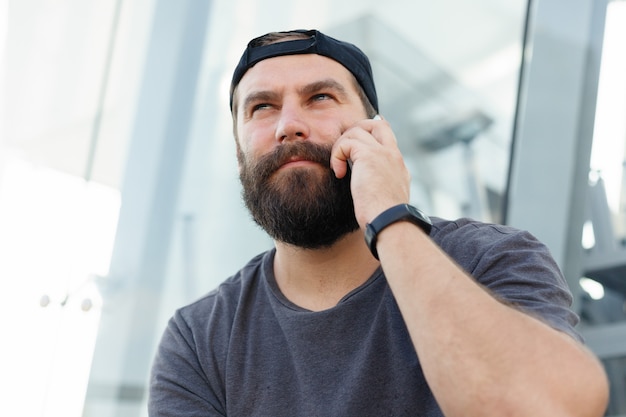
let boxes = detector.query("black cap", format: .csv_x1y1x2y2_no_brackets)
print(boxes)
230,29,378,112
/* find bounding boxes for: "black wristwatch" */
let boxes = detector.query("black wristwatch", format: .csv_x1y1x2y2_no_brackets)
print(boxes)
364,204,432,260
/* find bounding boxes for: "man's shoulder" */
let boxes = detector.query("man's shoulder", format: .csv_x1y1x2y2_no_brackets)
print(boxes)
176,250,273,324
430,216,525,237
154,250,274,380
430,217,537,248
429,216,549,269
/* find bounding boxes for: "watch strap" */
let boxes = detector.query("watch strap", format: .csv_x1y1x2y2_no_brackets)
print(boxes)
364,204,432,260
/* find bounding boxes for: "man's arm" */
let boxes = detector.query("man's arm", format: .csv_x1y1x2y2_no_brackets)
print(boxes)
377,222,608,417
331,117,609,417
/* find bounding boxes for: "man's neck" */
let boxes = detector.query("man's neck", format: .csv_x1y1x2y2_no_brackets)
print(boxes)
273,231,380,311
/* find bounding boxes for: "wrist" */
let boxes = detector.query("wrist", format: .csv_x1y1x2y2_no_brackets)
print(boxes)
364,204,432,260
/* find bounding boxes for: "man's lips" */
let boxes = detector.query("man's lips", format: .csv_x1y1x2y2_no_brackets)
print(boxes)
278,157,323,170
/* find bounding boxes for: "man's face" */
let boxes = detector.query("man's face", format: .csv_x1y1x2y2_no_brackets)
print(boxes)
233,54,368,248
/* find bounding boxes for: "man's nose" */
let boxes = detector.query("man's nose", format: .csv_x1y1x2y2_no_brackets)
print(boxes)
275,106,310,142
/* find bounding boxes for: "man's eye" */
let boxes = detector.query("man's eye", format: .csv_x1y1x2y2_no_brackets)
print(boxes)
312,93,332,101
252,103,271,112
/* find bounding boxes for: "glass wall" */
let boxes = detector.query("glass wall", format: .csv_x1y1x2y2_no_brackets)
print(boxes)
579,2,626,414
3,0,623,416
507,1,625,415
0,0,154,415
581,1,626,328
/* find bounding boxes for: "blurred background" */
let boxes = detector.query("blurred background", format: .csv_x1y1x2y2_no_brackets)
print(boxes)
0,0,625,415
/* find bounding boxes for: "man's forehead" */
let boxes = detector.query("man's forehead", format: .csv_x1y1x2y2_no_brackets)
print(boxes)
236,54,355,94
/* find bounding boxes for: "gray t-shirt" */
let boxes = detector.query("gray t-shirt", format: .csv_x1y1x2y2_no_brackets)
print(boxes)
148,217,580,416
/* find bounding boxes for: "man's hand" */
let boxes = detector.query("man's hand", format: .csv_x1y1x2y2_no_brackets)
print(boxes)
330,116,411,229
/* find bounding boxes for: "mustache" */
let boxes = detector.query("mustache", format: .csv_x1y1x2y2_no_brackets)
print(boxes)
245,142,333,178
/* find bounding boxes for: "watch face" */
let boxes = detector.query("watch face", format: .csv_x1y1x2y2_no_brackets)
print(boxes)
408,205,431,226
407,205,420,217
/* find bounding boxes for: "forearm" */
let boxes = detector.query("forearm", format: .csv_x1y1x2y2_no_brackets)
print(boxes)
376,222,609,417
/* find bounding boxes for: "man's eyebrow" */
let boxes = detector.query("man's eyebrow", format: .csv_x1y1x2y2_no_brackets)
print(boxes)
241,90,280,111
239,79,349,112
299,79,349,98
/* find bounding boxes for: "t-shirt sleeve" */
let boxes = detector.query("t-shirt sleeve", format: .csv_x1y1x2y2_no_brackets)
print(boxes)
148,310,226,417
434,220,582,342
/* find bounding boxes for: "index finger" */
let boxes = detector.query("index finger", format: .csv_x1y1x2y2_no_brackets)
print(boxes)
330,140,351,179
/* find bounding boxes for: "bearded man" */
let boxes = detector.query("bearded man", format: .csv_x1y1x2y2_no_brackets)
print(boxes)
148,29,608,417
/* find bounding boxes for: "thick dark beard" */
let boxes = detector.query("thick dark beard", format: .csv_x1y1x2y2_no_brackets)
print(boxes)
238,141,359,249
